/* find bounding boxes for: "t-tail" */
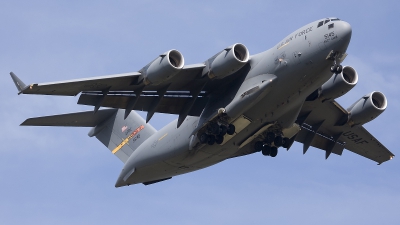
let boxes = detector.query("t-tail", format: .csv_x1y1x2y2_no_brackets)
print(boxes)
21,109,157,163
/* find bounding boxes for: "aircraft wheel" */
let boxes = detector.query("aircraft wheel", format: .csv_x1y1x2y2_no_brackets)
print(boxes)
219,125,228,136
336,65,343,73
330,65,337,73
265,132,275,143
282,137,290,148
262,145,271,156
227,124,235,135
270,147,278,157
254,141,263,152
200,133,209,144
274,136,283,147
215,135,224,145
209,123,220,135
208,135,216,145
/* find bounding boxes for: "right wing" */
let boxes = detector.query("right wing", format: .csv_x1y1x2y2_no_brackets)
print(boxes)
14,63,207,96
11,61,249,125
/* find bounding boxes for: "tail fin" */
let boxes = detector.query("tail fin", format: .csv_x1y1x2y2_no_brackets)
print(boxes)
21,109,157,163
89,110,157,163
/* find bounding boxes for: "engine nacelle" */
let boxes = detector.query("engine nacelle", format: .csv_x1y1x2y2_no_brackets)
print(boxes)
143,49,184,85
320,66,358,100
347,91,387,126
208,43,249,79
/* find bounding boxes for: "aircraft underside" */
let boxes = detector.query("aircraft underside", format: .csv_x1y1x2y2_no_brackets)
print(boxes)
11,17,394,187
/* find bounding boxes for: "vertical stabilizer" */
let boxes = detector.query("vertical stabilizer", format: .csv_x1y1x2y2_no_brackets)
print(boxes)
91,110,157,163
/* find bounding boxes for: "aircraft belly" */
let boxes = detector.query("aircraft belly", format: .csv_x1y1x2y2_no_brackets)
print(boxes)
123,41,341,185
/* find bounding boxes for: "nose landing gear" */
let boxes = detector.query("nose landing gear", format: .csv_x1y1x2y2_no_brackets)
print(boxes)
328,50,347,74
330,64,343,74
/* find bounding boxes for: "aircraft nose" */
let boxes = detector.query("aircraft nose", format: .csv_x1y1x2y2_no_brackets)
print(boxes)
339,21,352,42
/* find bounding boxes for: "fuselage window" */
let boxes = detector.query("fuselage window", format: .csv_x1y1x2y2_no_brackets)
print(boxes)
317,21,324,28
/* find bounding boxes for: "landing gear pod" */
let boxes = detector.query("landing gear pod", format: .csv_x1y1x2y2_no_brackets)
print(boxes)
143,49,184,85
208,43,249,79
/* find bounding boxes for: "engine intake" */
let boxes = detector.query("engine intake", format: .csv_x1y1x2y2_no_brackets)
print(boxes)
208,43,249,79
320,66,358,100
347,91,387,126
143,49,184,85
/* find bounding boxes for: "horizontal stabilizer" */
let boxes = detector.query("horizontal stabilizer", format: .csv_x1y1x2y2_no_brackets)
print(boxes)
21,109,117,127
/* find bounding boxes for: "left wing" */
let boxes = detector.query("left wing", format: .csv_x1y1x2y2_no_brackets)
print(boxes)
294,99,394,164
231,98,394,164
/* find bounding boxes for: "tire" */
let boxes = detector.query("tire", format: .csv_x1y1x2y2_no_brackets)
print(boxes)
265,132,275,143
208,135,216,145
227,124,235,135
219,125,228,136
270,147,278,157
282,137,290,148
200,133,209,144
262,145,271,156
254,141,263,152
274,136,283,147
330,65,337,73
215,135,224,145
209,123,220,135
336,65,343,73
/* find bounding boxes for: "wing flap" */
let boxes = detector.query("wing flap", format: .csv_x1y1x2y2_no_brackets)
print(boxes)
77,94,209,116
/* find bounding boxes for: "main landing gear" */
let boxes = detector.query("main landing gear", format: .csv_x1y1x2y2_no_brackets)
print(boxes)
254,132,290,158
199,123,235,145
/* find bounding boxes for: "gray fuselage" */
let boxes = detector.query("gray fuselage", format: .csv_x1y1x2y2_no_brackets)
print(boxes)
116,18,352,186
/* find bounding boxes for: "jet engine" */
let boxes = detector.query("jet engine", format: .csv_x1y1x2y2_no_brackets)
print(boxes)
346,91,387,126
143,49,184,85
208,43,249,79
320,66,358,100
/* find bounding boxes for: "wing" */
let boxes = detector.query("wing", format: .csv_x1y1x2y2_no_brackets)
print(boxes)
11,62,247,126
230,98,394,164
293,99,394,164
15,63,207,96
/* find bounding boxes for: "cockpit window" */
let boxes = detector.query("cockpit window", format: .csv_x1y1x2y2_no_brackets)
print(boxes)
317,21,324,28
324,19,330,24
331,18,340,21
328,23,334,29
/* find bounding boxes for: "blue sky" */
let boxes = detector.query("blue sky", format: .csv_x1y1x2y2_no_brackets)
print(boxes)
1,1,399,224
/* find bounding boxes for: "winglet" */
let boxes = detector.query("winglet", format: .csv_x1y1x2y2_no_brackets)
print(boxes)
10,72,27,94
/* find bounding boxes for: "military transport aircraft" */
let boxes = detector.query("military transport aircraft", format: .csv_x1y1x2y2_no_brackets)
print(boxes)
10,17,394,187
